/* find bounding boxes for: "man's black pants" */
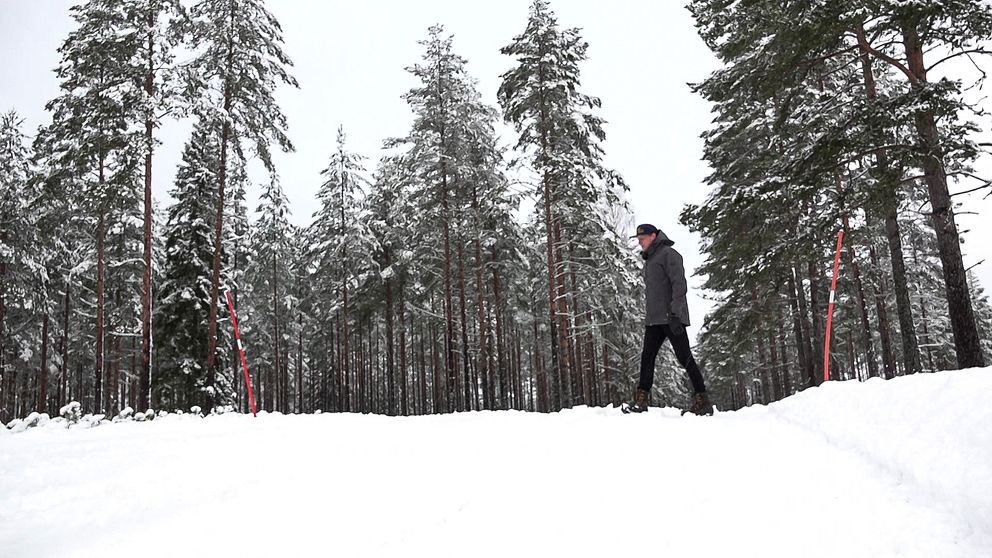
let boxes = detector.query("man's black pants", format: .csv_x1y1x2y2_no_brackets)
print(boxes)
637,324,706,393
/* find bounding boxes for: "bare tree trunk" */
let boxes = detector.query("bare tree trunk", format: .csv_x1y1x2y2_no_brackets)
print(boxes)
897,25,984,368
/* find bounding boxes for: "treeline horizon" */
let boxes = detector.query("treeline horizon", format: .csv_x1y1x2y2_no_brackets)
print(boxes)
1,0,669,422
4,1,992,423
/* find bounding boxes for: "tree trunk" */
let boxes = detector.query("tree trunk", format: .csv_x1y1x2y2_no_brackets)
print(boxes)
767,312,781,402
140,8,155,413
788,267,812,388
60,281,70,408
533,316,549,412
885,210,921,375
751,288,769,401
855,24,921,376
206,4,237,411
776,300,791,397
431,306,442,413
837,176,880,379
473,206,490,410
869,243,897,378
898,25,984,368
552,221,574,407
418,320,428,414
567,242,587,405
455,239,472,411
38,314,49,414
384,248,396,415
0,232,6,421
808,260,824,384
398,273,408,416
95,208,105,414
492,262,507,410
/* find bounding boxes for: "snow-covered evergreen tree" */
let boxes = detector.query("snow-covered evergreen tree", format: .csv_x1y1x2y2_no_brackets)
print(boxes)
0,111,45,421
246,176,296,412
156,120,220,410
499,1,641,408
306,127,374,413
185,0,297,408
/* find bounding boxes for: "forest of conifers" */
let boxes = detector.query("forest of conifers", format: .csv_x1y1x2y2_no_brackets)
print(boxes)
2,0,991,423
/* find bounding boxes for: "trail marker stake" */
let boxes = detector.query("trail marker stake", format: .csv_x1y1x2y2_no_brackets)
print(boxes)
823,229,844,382
225,290,257,417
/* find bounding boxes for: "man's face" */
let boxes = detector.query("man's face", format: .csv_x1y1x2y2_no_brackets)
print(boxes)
637,233,656,252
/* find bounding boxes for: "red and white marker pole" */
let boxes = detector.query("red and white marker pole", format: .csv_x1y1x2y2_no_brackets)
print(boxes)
823,229,844,383
225,290,257,417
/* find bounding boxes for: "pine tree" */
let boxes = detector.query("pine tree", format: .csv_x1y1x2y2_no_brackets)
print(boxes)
306,126,374,413
124,0,185,413
245,176,296,412
186,0,298,409
500,0,638,408
43,0,147,414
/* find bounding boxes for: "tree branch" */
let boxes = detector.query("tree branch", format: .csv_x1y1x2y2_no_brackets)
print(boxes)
854,29,919,86
926,48,992,73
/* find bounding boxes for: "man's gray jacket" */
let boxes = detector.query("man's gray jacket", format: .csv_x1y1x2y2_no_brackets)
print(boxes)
642,231,690,327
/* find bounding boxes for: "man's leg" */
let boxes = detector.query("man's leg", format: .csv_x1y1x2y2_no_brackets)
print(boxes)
637,325,667,392
666,325,707,393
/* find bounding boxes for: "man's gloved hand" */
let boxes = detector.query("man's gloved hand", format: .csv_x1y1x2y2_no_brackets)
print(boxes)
668,313,685,337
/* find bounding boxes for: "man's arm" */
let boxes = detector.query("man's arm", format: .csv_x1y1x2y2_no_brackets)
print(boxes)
666,248,689,323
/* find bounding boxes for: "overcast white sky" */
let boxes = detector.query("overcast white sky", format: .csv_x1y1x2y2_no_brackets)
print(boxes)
2,0,991,343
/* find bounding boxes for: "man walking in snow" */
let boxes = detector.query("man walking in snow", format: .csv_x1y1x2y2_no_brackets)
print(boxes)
624,224,713,415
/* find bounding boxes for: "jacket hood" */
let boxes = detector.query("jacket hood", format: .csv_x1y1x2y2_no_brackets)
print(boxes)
642,230,674,259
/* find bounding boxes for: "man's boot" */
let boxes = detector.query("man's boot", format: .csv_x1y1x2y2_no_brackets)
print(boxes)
681,392,714,416
622,388,649,414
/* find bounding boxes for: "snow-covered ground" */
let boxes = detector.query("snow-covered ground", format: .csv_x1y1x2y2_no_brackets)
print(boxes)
2,368,990,558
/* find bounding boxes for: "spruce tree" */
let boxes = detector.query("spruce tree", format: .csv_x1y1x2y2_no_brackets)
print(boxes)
156,120,220,410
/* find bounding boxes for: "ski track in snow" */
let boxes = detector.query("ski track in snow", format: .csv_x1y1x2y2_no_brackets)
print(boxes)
1,368,990,557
